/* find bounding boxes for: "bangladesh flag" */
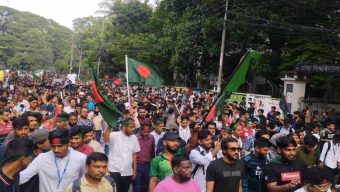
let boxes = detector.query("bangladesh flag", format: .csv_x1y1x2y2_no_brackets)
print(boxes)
41,69,48,84
127,58,163,87
92,70,122,127
279,96,289,114
32,72,38,81
205,50,262,122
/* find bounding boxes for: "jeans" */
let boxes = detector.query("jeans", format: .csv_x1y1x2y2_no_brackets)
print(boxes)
110,172,132,192
132,163,150,192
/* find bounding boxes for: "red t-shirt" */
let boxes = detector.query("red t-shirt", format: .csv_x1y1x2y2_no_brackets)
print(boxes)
75,144,94,156
0,121,13,135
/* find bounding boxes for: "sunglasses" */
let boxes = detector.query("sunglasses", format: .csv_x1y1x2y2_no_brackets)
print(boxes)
226,147,241,152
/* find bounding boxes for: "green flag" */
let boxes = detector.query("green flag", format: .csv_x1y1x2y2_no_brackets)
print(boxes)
205,50,262,122
41,69,47,84
32,72,38,81
92,70,122,127
127,58,163,87
279,96,289,114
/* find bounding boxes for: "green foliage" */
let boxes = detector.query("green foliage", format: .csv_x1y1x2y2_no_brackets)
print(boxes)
0,6,72,71
1,0,339,94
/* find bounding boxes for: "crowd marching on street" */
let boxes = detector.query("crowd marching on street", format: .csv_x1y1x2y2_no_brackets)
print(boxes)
0,73,339,192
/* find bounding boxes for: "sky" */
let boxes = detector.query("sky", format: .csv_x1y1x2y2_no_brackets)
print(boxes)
0,0,157,29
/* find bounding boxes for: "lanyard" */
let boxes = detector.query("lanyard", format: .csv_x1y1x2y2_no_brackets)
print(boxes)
54,151,71,189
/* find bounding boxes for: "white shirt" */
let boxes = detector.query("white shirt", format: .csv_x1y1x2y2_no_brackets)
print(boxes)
189,146,216,192
20,148,86,192
108,131,140,176
63,106,75,114
295,187,331,192
150,131,165,152
88,140,104,153
93,114,108,131
319,141,339,169
232,135,243,148
66,74,77,84
178,126,191,143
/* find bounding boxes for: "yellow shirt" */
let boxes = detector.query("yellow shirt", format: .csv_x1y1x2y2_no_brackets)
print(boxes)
65,175,114,192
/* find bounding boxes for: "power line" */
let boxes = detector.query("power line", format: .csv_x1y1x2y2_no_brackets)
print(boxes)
228,1,339,34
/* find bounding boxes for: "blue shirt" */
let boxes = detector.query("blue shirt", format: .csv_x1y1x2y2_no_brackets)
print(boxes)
77,119,94,129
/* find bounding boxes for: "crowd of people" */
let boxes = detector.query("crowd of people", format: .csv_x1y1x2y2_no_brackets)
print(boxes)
0,74,339,192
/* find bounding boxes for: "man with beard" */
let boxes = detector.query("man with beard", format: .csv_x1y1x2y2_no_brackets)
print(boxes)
68,112,78,129
103,119,140,192
264,136,307,192
20,128,86,192
77,107,94,129
0,108,13,137
296,134,319,168
0,139,34,192
65,152,115,192
206,137,245,192
150,119,165,153
256,109,266,127
154,154,200,192
137,107,151,128
83,126,104,153
189,129,221,192
149,124,200,192
22,96,39,113
92,105,108,142
133,124,155,192
242,138,271,192
3,118,30,149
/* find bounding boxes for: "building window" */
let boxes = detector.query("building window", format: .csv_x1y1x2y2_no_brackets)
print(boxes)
286,84,293,93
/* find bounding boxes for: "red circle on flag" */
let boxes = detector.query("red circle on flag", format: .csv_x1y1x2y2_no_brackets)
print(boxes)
114,78,122,85
137,65,151,78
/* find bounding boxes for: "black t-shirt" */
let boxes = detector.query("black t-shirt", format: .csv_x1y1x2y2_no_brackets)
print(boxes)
264,157,307,192
206,158,245,192
243,153,268,192
0,169,19,192
20,174,39,192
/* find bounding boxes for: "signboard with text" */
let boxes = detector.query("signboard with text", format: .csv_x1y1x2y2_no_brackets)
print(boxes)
295,64,340,73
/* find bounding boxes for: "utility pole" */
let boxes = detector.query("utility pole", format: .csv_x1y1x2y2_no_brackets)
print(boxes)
216,0,229,93
97,17,106,76
69,34,74,74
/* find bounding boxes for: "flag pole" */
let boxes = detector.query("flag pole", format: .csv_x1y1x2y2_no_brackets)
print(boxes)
125,55,131,104
201,50,251,125
3,65,13,88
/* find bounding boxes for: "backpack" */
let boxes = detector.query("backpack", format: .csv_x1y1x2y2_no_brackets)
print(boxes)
72,176,116,192
191,147,207,178
323,141,332,163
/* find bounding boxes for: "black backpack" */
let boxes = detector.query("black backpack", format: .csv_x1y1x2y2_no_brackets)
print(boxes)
191,147,207,178
322,141,332,163
72,176,116,192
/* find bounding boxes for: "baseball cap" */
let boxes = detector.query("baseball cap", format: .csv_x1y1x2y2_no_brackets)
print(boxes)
163,132,180,140
29,129,50,144
165,123,178,131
